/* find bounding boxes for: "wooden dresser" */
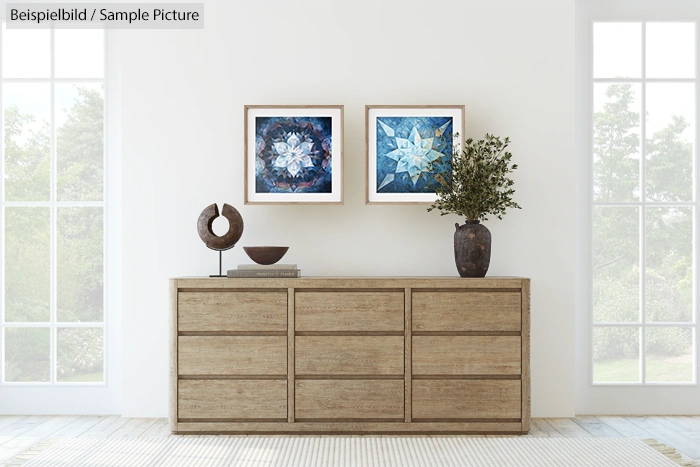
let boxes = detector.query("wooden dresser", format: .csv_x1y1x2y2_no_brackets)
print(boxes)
170,277,530,434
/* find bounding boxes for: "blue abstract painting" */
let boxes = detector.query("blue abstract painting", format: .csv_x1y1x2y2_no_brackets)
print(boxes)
255,116,332,193
375,116,453,193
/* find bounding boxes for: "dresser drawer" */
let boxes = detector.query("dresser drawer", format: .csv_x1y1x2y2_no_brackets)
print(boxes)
412,380,521,420
296,292,404,331
413,336,521,375
178,380,287,420
296,336,404,375
295,380,403,420
178,336,286,376
412,291,521,332
178,291,287,332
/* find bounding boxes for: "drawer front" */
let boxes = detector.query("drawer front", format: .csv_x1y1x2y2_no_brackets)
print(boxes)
178,291,287,332
178,380,287,419
178,336,287,375
296,336,404,375
413,336,521,375
412,380,521,419
412,291,521,332
295,380,404,419
295,292,404,331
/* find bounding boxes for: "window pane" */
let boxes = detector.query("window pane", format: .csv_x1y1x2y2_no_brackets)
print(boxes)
55,30,104,79
645,207,693,323
4,207,50,322
646,327,694,383
646,83,695,202
56,84,104,202
3,83,51,201
57,207,104,322
594,83,641,202
4,327,50,382
646,23,695,79
1,25,50,78
593,207,640,322
594,23,642,79
57,327,104,382
593,327,640,383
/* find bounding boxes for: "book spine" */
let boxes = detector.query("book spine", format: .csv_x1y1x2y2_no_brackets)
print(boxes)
237,264,298,270
227,270,301,278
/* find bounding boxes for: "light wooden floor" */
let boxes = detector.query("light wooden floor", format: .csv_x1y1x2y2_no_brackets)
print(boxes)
0,416,699,464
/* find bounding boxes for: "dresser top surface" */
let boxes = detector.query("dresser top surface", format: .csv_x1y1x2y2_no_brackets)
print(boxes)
172,276,530,289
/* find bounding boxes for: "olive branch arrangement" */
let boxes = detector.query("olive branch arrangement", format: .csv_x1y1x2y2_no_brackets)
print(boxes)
428,134,521,222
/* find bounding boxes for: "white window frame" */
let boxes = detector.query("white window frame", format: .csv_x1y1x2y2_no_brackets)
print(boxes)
590,20,698,387
577,0,700,415
0,24,121,414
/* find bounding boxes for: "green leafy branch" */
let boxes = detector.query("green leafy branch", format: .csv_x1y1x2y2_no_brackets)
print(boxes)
428,133,521,222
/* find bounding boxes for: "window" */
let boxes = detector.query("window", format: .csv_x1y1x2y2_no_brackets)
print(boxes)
1,26,106,384
591,21,697,385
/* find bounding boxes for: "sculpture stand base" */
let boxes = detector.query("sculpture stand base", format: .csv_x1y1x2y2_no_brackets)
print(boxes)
210,250,225,278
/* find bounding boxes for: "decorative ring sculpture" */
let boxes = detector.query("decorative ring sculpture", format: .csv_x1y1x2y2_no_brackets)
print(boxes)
197,203,244,251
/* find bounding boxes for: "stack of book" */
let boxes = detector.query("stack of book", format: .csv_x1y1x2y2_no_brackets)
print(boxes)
227,264,301,278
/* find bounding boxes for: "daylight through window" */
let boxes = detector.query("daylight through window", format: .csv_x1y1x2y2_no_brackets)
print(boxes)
592,22,697,384
1,26,106,384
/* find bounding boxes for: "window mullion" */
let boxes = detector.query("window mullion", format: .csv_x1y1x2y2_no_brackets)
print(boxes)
0,20,5,384
695,19,700,385
640,21,647,385
102,29,109,386
589,19,595,387
49,27,56,385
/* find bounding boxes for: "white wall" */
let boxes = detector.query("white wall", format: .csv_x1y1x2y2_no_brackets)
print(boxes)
120,0,575,417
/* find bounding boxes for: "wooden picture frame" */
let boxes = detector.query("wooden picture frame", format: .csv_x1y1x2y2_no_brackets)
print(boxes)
244,105,344,204
365,105,465,205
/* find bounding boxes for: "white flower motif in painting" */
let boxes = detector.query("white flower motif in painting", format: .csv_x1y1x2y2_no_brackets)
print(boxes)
379,123,448,189
272,132,315,178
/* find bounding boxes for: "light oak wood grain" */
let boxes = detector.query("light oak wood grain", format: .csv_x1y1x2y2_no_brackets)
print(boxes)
295,292,404,331
140,419,173,438
178,291,287,331
0,416,76,461
413,336,521,375
175,277,525,290
295,380,404,419
404,287,412,423
595,416,654,438
546,418,595,438
178,336,286,375
531,419,564,438
50,416,105,438
78,416,130,438
174,420,523,434
108,418,158,438
521,278,531,432
412,380,521,419
287,288,295,423
178,380,287,419
572,416,624,438
170,276,531,435
296,336,404,375
169,280,178,431
412,291,521,332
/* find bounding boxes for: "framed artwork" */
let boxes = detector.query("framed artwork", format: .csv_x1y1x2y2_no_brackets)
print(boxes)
365,105,465,204
245,105,344,204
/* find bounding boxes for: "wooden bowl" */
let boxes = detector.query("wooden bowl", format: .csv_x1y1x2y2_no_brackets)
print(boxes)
243,246,289,265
